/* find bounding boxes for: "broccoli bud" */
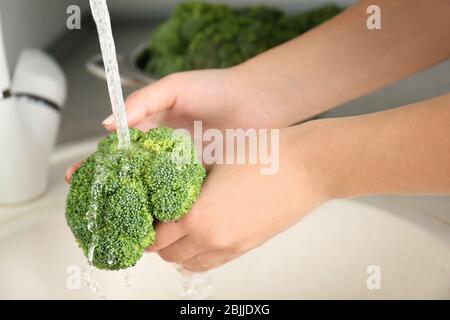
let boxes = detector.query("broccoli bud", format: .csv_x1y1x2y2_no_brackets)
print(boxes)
66,128,205,270
146,2,343,78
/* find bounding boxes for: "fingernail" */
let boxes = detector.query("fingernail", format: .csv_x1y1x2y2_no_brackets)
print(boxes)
102,115,114,126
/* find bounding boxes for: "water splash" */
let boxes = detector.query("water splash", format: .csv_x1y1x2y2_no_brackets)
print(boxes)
83,236,101,295
82,264,99,293
89,0,130,148
124,271,132,288
175,264,212,299
82,159,107,297
107,252,115,267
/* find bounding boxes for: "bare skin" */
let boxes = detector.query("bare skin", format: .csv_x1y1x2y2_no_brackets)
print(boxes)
67,0,450,271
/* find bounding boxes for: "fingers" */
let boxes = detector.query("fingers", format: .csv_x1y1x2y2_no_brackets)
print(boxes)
182,250,239,273
102,75,180,132
146,220,187,252
157,236,207,264
65,161,83,183
134,115,163,132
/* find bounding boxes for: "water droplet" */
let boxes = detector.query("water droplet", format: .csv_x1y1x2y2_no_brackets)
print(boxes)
107,253,114,266
175,264,212,300
124,271,132,288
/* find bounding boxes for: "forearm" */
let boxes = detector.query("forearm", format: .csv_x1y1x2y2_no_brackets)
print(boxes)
236,0,450,126
291,93,450,199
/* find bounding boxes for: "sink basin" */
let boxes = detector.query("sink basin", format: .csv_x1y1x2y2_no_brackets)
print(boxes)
0,138,449,299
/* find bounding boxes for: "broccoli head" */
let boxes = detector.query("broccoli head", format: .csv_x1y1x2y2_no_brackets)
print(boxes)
185,7,285,69
145,2,343,78
66,128,206,270
149,1,232,57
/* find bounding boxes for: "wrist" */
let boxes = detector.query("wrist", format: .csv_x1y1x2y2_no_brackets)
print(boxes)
228,64,303,128
283,120,353,202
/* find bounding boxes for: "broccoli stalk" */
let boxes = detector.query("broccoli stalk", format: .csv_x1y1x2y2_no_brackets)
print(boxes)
66,128,205,270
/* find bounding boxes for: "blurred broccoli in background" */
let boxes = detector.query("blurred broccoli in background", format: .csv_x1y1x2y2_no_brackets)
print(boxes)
66,128,205,270
143,2,343,77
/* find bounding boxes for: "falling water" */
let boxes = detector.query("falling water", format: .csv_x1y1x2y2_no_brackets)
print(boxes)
175,264,212,299
85,0,127,296
124,271,132,288
82,159,107,297
87,0,211,299
89,0,130,148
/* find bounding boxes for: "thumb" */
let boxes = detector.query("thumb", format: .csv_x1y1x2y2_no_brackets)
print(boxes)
65,161,83,183
102,74,180,131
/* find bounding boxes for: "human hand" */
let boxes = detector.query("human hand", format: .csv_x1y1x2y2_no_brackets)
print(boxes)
66,65,300,180
147,127,330,272
101,68,293,134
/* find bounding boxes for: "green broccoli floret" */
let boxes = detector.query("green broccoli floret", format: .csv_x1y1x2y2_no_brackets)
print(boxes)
65,128,205,270
145,2,343,78
149,1,232,57
145,53,187,77
185,17,244,69
185,6,285,69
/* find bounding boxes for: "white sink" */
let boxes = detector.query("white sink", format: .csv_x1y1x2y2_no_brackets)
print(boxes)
0,138,449,299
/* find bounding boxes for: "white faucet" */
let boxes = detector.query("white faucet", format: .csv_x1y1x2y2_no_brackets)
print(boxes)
0,13,67,205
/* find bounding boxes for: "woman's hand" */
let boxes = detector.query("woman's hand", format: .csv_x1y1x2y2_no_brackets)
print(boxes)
146,127,330,272
65,92,450,271
65,67,292,181
102,68,291,134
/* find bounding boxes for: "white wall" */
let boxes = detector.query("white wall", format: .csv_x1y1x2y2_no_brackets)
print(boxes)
0,0,80,69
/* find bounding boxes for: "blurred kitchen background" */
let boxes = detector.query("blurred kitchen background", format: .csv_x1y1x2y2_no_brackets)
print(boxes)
1,0,449,145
